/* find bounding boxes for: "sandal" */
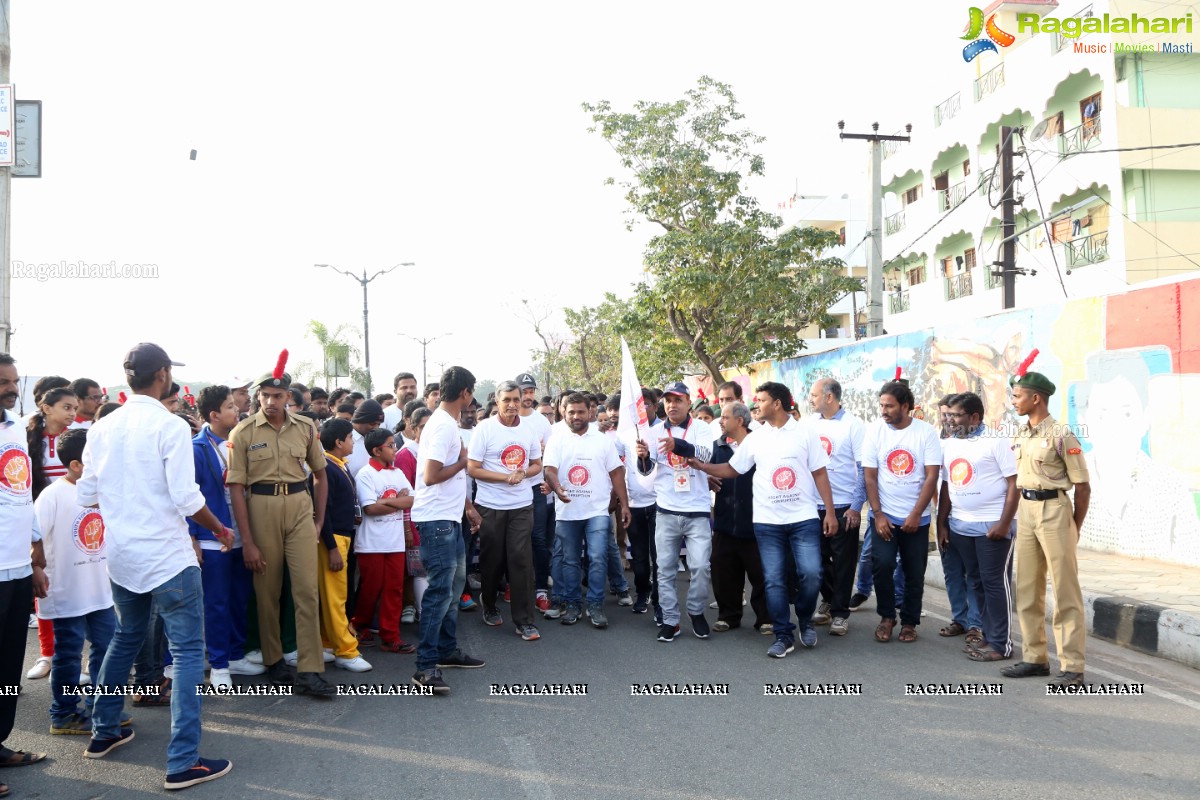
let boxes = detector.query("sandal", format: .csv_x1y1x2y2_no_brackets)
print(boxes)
132,677,172,706
0,748,47,768
874,617,895,642
939,622,966,637
899,625,918,643
965,628,984,645
967,647,1010,662
379,640,416,654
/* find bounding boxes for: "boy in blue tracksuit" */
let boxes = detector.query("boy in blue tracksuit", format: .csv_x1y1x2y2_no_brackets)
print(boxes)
188,385,263,687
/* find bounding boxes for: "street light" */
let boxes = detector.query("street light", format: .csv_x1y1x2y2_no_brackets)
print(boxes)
400,332,452,388
314,262,414,394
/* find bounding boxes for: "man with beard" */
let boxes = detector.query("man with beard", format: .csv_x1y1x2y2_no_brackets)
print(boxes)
309,387,331,420
383,372,419,430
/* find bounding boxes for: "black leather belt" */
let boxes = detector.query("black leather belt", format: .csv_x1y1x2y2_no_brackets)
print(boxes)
1020,488,1061,500
250,481,308,496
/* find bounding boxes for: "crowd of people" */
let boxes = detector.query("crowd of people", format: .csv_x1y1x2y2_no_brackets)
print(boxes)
0,343,1092,793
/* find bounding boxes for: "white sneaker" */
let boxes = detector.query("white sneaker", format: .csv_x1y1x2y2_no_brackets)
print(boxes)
283,650,298,667
163,664,174,681
209,668,232,689
26,656,51,680
79,657,91,686
401,606,416,624
27,614,38,629
322,648,335,663
227,658,266,676
244,649,264,665
334,655,373,673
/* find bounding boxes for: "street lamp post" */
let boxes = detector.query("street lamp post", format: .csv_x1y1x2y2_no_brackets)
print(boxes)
315,262,413,394
400,333,452,388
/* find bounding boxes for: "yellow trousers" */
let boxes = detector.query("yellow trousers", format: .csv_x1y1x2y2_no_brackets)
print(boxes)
1015,494,1086,673
318,534,359,659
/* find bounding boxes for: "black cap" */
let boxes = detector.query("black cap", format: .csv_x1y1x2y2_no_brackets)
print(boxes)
352,399,385,424
123,343,184,378
515,373,537,389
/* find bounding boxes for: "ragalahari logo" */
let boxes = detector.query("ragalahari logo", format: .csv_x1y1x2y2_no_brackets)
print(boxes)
962,7,1015,62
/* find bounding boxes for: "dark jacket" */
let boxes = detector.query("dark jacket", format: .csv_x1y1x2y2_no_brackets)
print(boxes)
188,426,233,543
711,437,755,538
321,453,359,550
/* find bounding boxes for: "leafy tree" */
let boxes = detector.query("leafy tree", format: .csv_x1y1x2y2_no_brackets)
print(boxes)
584,76,862,384
297,320,370,392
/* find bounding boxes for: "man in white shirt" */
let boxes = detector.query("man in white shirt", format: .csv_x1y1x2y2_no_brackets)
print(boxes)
468,381,543,641
862,379,942,644
693,383,837,657
607,391,660,615
382,372,419,431
938,391,1019,662
77,343,235,789
515,373,555,613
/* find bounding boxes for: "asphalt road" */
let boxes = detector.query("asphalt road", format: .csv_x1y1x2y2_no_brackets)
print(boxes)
6,579,1200,800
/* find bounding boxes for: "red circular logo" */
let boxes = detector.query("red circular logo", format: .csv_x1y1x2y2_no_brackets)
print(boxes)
381,488,399,500
567,465,590,486
72,510,105,556
501,444,527,471
0,443,31,497
819,436,833,456
886,449,915,477
772,466,797,490
948,458,974,488
666,452,688,469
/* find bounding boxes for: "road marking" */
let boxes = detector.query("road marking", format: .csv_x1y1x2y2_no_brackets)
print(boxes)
502,736,555,800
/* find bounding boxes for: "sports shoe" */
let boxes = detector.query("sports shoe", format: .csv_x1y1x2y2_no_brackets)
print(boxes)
25,656,51,680
632,595,649,614
589,604,608,629
459,595,477,612
164,757,232,790
813,602,832,625
356,630,377,648
467,572,482,591
560,606,581,625
322,648,336,663
543,602,566,620
616,590,634,607
437,650,485,669
767,637,795,659
483,607,503,627
535,593,551,613
51,711,93,735
244,649,264,665
266,660,296,686
829,617,849,636
85,728,135,759
759,624,775,635
401,605,417,624
379,640,416,654
799,623,818,648
849,592,869,611
295,671,336,698
28,613,37,628
690,613,710,639
282,650,299,667
334,655,373,672
657,623,680,642
412,668,450,695
1050,671,1085,687
712,620,732,632
209,668,232,690
517,624,541,641
227,657,265,676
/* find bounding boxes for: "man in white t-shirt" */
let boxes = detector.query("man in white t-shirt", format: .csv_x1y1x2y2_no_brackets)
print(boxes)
468,381,543,641
862,379,942,644
937,391,1019,662
382,372,419,431
410,367,485,695
515,373,555,613
694,383,837,657
543,393,631,629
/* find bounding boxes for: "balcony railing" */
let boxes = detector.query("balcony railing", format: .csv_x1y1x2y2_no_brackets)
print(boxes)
885,210,906,235
1059,119,1102,157
974,63,1005,102
1064,230,1110,268
945,271,974,301
937,181,968,212
977,166,996,193
1055,5,1094,52
934,93,962,128
882,131,905,161
888,291,911,314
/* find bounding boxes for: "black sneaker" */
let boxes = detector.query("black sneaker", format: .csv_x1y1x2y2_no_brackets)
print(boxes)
1049,671,1085,687
560,606,581,625
436,650,485,669
266,659,296,686
690,613,710,639
632,595,649,614
295,672,336,698
164,757,232,790
1000,661,1051,678
657,623,680,642
589,603,608,629
85,728,135,759
849,592,869,611
412,668,450,695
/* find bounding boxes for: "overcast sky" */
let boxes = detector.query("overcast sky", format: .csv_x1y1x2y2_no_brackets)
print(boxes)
10,0,958,390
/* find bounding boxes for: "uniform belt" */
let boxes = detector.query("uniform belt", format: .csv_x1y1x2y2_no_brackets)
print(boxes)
250,481,309,496
1020,488,1061,501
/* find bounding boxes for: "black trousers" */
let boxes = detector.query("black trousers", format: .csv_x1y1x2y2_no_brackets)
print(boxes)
626,504,658,603
478,504,535,627
871,520,929,626
818,506,858,617
0,575,33,745
711,531,769,627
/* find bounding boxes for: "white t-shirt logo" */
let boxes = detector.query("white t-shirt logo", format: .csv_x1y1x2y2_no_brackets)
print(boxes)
666,452,688,469
568,465,590,486
380,487,399,500
772,466,797,490
0,442,31,497
948,458,975,488
73,509,106,556
501,444,527,471
886,448,916,477
819,436,833,457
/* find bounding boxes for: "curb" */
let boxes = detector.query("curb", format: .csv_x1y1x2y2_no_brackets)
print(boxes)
923,558,1200,671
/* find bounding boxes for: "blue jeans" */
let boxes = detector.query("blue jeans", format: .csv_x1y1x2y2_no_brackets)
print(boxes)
555,516,612,608
605,517,629,594
50,607,116,723
856,524,905,606
654,513,712,626
199,547,253,669
96,567,205,774
531,489,551,592
941,539,982,630
415,520,467,672
754,519,822,639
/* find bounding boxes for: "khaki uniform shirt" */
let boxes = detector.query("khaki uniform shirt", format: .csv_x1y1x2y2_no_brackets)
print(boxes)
1012,415,1089,491
228,411,326,486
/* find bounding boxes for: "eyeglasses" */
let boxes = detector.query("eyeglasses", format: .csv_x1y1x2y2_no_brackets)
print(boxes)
87,395,105,402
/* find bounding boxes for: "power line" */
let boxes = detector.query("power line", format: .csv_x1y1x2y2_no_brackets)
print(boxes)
1018,130,1070,297
1024,140,1200,156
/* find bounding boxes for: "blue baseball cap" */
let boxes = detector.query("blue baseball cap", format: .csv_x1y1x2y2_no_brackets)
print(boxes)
662,382,690,398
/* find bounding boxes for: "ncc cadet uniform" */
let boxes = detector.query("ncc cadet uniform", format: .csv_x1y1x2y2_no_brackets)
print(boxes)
228,371,328,678
1006,371,1090,683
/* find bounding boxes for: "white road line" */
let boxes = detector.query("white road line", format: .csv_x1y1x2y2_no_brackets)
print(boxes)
503,735,556,800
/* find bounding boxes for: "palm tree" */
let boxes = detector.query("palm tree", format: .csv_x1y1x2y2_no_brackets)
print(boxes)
305,320,362,390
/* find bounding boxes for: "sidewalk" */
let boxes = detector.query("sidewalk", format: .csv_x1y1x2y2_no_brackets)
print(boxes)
924,546,1200,671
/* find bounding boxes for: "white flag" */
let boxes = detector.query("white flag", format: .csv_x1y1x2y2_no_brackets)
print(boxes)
617,338,660,487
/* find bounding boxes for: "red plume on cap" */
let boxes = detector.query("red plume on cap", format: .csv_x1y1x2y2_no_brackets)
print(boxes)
1016,348,1039,378
183,385,190,395
697,388,707,401
118,391,127,403
894,367,902,381
272,349,289,380
101,387,107,395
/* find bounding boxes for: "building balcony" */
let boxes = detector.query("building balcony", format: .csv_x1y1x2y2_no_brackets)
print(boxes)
888,291,911,314
974,63,1005,103
1064,230,1110,268
945,271,973,301
937,181,968,212
934,93,962,128
885,210,906,236
1059,119,1101,157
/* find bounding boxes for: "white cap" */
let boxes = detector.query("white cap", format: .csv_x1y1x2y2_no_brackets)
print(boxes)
224,376,251,389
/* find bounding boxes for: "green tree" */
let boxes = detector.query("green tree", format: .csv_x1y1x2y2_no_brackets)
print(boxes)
296,320,369,392
584,77,862,384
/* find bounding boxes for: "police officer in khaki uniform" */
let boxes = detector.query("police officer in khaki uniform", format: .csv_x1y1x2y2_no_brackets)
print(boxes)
228,355,334,698
1001,369,1091,687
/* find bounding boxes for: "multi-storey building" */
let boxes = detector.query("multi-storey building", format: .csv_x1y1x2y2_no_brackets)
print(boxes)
780,195,869,343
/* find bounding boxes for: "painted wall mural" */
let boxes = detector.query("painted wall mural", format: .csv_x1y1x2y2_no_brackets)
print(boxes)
687,278,1200,567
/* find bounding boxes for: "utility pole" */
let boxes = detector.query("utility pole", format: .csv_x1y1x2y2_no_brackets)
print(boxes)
315,262,413,393
999,125,1017,309
0,0,12,353
401,333,451,388
838,121,911,338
